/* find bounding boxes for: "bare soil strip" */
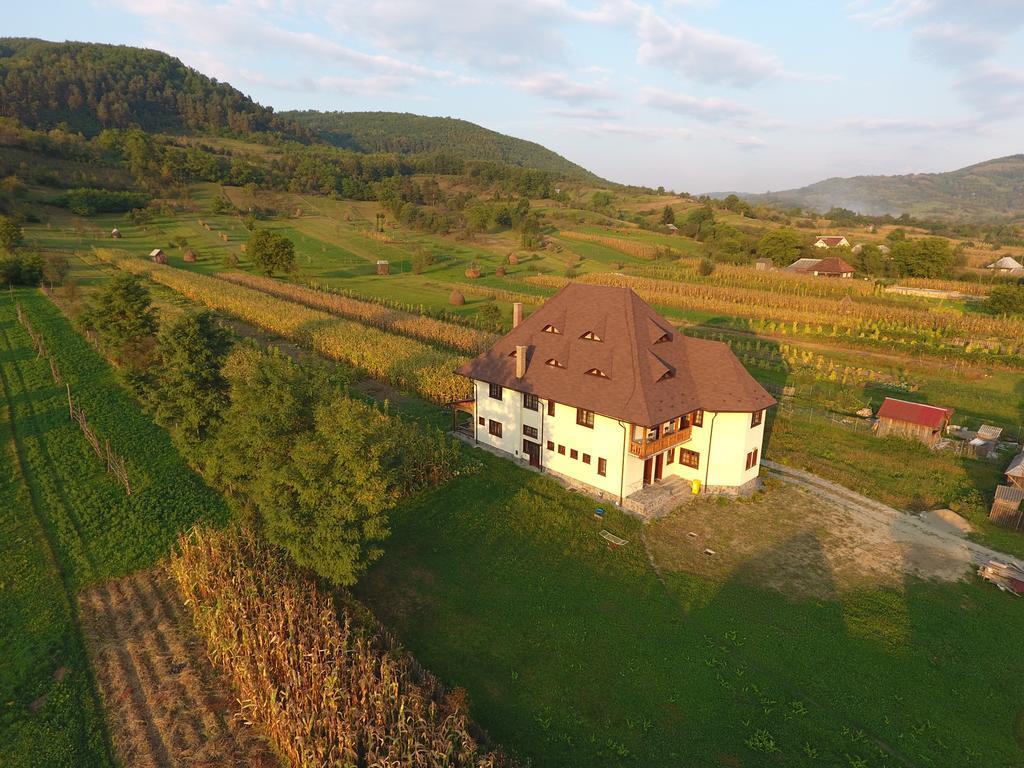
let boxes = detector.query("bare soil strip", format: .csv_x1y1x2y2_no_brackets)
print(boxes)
79,568,280,768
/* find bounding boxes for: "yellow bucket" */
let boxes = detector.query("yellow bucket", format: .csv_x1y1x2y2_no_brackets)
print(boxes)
691,479,701,495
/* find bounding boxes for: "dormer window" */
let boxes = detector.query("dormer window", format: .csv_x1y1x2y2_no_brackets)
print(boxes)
653,332,671,344
580,331,602,342
545,358,566,368
542,324,562,334
658,369,674,382
585,368,609,378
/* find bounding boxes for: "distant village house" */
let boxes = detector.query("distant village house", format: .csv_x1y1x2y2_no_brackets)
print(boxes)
452,284,775,515
149,248,167,264
986,256,1024,274
873,397,953,448
785,256,855,278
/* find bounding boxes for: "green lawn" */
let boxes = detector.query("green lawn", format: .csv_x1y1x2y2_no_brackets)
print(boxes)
0,289,229,766
357,451,1024,768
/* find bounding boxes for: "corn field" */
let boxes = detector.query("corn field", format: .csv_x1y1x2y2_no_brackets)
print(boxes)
529,273,1024,364
557,230,668,260
94,250,472,403
169,527,515,768
219,272,496,354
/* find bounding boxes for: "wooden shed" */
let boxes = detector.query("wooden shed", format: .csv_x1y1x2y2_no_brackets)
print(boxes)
1005,452,1024,490
990,485,1024,529
110,227,122,239
376,260,390,275
873,397,953,448
149,248,167,264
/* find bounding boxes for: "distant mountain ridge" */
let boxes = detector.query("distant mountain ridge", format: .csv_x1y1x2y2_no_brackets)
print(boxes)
283,110,603,182
0,38,603,182
734,155,1024,221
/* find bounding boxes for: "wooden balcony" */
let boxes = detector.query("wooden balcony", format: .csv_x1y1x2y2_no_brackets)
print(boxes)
628,426,691,459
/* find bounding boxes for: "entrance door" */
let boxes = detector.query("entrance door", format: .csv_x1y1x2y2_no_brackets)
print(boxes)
643,457,654,485
523,439,541,468
654,453,665,482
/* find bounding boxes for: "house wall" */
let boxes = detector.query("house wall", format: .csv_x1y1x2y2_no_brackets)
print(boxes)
656,411,765,493
472,378,767,499
472,379,628,498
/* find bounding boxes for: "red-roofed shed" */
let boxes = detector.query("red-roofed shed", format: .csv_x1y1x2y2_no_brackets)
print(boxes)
874,397,954,447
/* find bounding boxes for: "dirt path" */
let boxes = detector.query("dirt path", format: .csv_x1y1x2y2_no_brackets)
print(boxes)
763,459,1024,574
79,568,279,768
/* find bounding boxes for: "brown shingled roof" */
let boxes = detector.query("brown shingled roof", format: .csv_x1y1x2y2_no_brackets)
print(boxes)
456,283,776,426
814,256,854,275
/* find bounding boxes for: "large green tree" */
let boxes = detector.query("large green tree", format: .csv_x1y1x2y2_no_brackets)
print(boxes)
890,237,957,278
81,272,157,368
248,230,296,276
205,347,457,585
756,228,804,266
152,311,234,445
987,283,1024,316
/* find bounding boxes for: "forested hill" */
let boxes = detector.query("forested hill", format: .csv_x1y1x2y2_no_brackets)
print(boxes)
0,38,304,138
738,155,1024,221
284,110,604,182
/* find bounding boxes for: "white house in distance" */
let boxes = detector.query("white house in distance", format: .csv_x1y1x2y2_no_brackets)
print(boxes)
813,235,850,249
453,284,775,510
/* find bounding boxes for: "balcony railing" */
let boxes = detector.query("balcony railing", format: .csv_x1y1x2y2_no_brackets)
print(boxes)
628,426,692,459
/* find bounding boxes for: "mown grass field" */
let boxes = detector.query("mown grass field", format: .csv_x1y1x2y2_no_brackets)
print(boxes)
0,289,228,767
358,452,1024,768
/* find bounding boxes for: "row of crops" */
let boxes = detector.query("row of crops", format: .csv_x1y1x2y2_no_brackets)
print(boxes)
219,271,497,354
0,290,228,589
171,526,515,767
95,250,473,403
528,273,1024,365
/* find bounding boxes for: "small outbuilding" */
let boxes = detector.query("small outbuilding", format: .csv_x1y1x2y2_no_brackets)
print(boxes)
111,227,122,239
149,248,167,264
990,485,1024,529
873,397,953,448
376,259,390,275
1005,451,1024,490
755,258,774,271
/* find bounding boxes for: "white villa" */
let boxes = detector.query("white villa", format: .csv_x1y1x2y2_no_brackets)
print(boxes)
813,235,850,249
453,284,775,512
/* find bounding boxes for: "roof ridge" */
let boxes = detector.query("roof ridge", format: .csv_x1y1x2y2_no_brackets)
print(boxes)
621,287,646,424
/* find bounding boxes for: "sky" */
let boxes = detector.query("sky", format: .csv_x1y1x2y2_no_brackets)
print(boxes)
7,1,1024,193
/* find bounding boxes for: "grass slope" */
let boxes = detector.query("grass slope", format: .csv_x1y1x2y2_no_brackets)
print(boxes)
358,451,1024,768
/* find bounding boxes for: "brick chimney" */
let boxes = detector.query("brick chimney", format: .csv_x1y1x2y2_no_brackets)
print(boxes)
513,302,523,328
515,345,527,378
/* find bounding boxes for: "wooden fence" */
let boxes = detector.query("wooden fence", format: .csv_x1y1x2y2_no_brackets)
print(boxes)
15,301,131,494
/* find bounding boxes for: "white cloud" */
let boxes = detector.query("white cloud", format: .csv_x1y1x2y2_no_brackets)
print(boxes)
510,73,614,104
735,135,766,150
640,87,753,122
633,5,784,85
953,66,1024,120
545,106,623,119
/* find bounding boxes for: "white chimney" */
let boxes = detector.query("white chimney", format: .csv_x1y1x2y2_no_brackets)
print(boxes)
513,302,523,328
515,345,527,378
